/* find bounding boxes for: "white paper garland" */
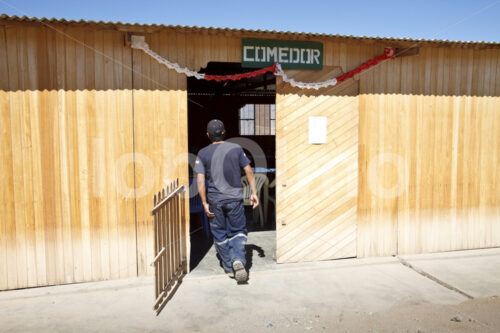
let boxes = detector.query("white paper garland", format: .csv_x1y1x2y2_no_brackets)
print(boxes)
131,36,339,90
131,36,205,80
274,63,337,90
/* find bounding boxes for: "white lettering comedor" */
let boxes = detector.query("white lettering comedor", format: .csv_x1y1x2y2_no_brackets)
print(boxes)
300,49,307,64
291,48,300,63
312,49,320,65
267,47,278,62
279,47,289,63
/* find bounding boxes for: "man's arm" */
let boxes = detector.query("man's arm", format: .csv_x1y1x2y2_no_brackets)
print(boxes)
197,173,214,218
243,165,259,209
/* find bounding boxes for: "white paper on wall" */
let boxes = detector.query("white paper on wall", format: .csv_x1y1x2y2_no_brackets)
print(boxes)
309,116,327,144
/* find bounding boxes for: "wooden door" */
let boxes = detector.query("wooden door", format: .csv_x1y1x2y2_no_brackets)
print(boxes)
275,79,359,263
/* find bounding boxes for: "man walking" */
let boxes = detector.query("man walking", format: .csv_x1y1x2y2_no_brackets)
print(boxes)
195,119,259,283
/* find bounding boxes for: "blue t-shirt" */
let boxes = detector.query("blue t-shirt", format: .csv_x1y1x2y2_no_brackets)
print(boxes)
194,142,251,204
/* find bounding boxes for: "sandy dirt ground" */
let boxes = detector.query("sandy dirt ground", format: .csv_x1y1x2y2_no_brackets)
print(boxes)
258,296,500,332
1,245,499,332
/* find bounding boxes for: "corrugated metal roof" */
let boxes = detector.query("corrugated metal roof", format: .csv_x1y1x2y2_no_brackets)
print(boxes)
1,14,499,47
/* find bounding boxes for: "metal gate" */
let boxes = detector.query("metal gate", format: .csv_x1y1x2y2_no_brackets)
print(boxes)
150,179,188,315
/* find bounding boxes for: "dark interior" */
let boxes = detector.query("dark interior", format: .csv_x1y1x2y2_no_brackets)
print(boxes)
188,62,276,270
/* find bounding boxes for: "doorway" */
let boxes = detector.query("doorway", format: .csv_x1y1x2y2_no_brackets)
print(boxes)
187,62,277,273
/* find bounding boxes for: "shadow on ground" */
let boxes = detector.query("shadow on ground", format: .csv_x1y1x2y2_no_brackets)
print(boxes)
189,206,275,272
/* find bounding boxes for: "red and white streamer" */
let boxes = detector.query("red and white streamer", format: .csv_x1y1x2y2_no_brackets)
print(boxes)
131,36,395,90
204,64,277,82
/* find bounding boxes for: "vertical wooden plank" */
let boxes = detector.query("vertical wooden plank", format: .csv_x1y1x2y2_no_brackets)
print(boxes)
131,44,145,275
103,30,121,280
149,32,160,90
227,34,240,63
84,28,102,282
73,27,93,282
159,191,164,297
153,194,158,300
65,27,85,283
449,49,462,251
177,31,187,91
456,50,467,250
179,186,186,270
174,180,180,273
167,186,174,281
55,28,75,284
200,30,211,71
112,30,128,279
26,26,48,286
38,27,57,287
493,60,500,247
414,93,424,253
16,25,39,288
396,93,411,253
172,182,178,278
185,32,196,71
0,87,10,288
436,48,445,96
384,91,398,255
122,34,137,279
159,189,166,295
50,27,67,285
3,29,20,290
169,185,175,279
167,30,178,90
459,94,469,249
478,51,494,245
166,186,172,286
165,186,172,283
479,93,494,247
158,197,163,298
397,49,415,253
7,26,29,288
93,29,111,280
339,42,347,73
0,24,14,290
472,49,485,248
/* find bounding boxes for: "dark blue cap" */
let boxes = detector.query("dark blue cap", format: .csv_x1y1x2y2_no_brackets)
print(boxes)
207,119,225,140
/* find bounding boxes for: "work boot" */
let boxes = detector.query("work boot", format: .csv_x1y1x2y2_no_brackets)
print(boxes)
232,260,247,283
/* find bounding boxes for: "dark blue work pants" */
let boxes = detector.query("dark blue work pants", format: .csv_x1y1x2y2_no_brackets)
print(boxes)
209,200,247,272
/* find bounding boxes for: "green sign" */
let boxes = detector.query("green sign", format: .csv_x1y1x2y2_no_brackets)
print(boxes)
242,38,323,70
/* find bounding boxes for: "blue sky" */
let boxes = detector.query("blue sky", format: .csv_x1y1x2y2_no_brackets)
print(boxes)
1,0,499,42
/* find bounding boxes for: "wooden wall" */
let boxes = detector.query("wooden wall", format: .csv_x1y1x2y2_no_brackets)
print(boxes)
1,18,499,288
275,39,500,261
0,20,258,289
0,24,139,290
0,22,194,290
358,46,500,256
